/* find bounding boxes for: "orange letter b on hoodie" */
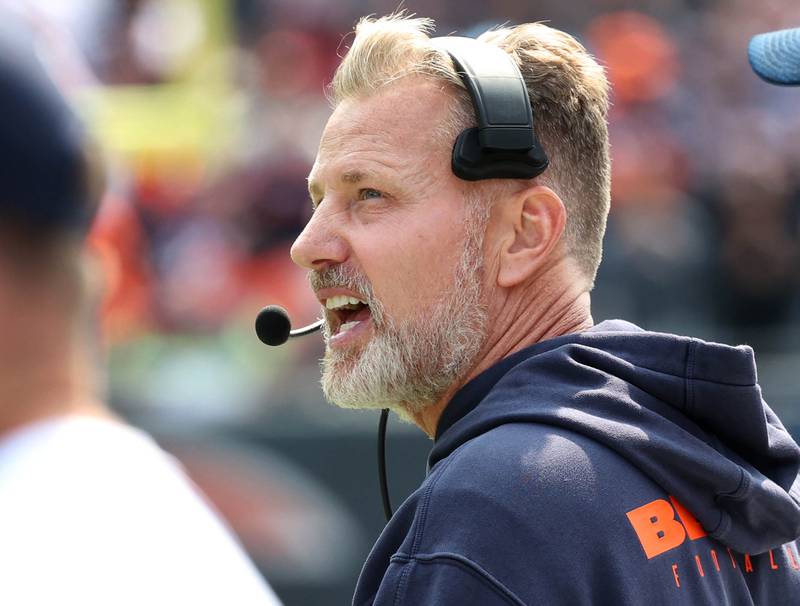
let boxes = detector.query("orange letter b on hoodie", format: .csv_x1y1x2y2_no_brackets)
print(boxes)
627,499,687,559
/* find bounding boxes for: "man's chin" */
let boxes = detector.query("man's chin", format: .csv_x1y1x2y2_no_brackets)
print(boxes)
320,350,374,407
320,362,395,411
322,384,426,426
320,352,434,418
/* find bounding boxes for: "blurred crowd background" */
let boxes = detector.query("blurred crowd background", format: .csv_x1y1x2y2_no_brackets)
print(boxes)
7,0,800,603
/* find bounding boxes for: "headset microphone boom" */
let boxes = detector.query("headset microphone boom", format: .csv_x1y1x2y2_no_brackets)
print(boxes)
255,305,323,346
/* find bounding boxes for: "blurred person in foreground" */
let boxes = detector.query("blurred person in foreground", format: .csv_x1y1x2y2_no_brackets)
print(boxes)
0,18,281,606
289,14,800,605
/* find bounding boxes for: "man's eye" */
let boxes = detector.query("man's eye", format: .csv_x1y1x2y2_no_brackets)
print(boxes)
358,188,383,201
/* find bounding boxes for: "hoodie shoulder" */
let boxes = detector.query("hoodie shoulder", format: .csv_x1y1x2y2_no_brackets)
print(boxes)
427,422,659,537
417,421,800,605
417,423,674,604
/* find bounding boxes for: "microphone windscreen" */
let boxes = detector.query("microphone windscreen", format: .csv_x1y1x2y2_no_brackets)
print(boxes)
255,305,292,346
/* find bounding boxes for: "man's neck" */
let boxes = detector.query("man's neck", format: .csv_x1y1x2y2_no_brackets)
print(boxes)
411,262,593,438
0,327,110,439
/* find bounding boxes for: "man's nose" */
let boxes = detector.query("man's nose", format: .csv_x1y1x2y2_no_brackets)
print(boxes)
290,205,348,271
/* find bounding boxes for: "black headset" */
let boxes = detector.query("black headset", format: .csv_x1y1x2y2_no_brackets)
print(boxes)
432,36,548,181
255,34,549,524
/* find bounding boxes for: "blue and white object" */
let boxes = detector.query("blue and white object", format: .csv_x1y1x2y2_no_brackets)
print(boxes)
749,27,800,86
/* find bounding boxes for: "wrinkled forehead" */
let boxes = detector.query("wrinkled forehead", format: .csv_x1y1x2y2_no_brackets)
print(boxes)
313,77,455,177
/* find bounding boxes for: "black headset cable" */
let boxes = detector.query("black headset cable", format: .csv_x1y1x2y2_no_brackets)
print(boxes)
378,408,393,521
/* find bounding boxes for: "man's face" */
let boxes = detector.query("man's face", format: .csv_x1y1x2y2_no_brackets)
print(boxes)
290,78,489,414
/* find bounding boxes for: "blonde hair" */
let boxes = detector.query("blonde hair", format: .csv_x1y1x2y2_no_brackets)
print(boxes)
331,14,611,285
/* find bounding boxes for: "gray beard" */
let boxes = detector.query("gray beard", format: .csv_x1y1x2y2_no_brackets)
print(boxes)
311,234,488,419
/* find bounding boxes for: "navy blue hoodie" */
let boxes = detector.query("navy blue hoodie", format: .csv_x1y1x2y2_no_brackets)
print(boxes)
353,320,800,604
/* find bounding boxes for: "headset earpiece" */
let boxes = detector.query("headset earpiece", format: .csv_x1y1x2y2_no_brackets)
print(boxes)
452,127,548,180
432,36,549,181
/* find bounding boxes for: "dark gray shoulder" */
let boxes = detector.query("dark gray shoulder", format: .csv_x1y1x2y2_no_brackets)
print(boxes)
407,424,671,604
421,422,665,550
434,422,658,504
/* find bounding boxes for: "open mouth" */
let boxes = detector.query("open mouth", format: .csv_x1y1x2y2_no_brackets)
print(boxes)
324,294,371,336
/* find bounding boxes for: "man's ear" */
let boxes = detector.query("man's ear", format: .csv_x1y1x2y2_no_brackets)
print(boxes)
497,185,566,288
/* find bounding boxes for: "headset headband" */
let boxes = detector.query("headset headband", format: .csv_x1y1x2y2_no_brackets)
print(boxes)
431,36,548,181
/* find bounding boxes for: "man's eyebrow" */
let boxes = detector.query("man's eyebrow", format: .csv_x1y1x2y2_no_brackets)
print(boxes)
341,170,367,184
308,169,377,198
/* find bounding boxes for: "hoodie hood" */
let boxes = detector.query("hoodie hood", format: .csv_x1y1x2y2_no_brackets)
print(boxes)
430,319,800,555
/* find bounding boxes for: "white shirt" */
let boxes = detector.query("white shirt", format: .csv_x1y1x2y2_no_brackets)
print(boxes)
0,415,282,606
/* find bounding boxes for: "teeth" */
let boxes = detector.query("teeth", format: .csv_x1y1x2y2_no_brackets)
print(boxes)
325,295,365,310
339,321,360,334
